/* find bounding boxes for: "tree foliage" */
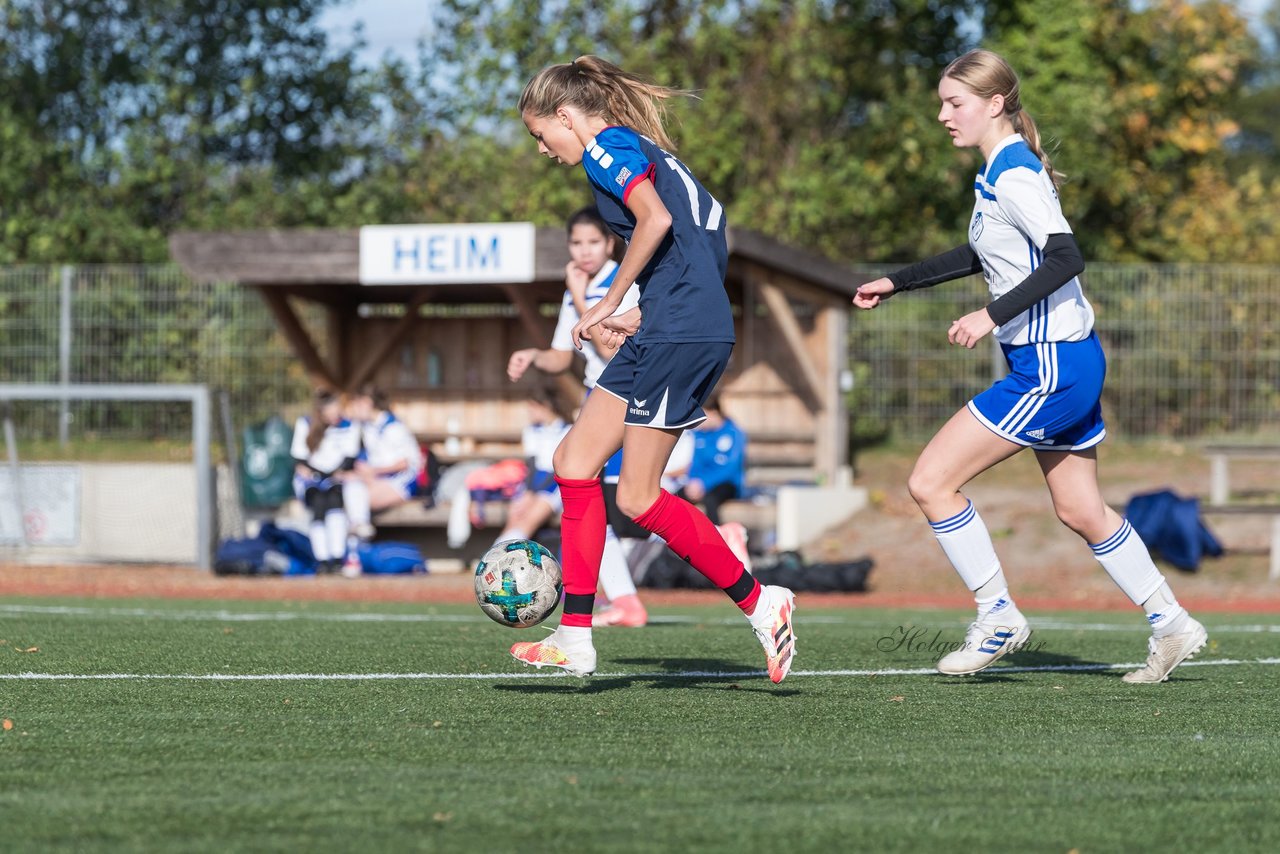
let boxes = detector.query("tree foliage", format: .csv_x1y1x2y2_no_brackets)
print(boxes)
0,0,1275,264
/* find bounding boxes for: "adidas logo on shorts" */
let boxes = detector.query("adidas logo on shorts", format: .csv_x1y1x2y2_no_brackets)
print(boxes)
1026,428,1045,441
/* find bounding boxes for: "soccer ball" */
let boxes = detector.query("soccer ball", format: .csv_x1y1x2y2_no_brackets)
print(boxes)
474,539,563,628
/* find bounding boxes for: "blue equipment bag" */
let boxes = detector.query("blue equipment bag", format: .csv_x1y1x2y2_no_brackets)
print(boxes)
1125,489,1223,572
356,542,428,574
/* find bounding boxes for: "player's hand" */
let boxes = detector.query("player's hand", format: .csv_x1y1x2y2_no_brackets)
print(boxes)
572,296,620,349
948,308,997,349
853,277,894,310
601,306,642,338
507,348,537,382
592,323,626,350
565,261,590,300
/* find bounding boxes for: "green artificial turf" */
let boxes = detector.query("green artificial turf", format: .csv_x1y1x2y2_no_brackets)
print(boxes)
1,597,1276,852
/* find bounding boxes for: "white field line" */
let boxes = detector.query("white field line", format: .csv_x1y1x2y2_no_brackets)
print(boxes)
1,603,1278,634
3,657,1280,682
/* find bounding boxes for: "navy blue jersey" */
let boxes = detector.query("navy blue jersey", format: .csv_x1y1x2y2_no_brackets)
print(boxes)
581,126,733,344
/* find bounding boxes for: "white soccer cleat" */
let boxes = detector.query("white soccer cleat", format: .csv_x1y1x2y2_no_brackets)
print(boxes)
509,627,597,677
936,603,1031,676
749,585,797,683
1122,618,1208,684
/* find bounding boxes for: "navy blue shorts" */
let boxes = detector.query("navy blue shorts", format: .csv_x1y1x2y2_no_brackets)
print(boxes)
596,339,733,429
968,333,1107,451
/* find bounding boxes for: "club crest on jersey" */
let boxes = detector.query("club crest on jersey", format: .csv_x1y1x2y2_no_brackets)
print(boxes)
970,211,984,241
615,167,632,187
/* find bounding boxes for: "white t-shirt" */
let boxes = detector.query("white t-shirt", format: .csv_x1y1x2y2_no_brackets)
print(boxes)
290,416,360,476
361,410,423,473
549,259,641,388
970,134,1095,345
522,420,570,473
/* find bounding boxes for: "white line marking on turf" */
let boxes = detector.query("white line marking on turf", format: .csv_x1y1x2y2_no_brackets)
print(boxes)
3,603,1278,634
3,603,1277,633
4,657,1279,681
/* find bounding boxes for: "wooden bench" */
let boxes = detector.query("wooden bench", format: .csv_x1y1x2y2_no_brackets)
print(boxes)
373,492,780,561
1204,444,1280,505
1200,503,1280,581
1199,444,1280,580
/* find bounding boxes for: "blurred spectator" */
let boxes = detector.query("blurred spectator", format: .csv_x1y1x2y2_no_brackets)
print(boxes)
492,387,572,543
678,396,747,526
342,385,424,540
290,390,359,573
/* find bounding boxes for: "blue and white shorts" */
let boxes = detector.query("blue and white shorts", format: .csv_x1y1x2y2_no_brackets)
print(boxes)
384,468,422,500
597,339,733,429
968,332,1107,451
293,473,339,501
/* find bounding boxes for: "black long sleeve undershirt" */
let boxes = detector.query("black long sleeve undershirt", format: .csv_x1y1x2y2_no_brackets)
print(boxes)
886,244,983,293
984,233,1086,326
886,233,1086,328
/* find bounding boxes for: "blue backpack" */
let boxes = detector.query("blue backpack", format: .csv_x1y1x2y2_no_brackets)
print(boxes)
356,541,428,574
1125,489,1223,572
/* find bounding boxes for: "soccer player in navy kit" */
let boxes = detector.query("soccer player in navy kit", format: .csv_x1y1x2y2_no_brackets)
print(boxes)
855,49,1205,682
504,207,649,628
510,55,797,681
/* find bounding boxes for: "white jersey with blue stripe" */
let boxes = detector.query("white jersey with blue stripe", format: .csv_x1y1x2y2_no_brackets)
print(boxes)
290,415,360,476
970,134,1094,345
549,259,640,388
360,411,422,473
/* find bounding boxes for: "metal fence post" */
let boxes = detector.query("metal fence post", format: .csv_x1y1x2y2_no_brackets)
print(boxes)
59,265,73,447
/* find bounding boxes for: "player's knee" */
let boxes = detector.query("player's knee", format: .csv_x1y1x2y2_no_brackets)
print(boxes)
1053,503,1104,539
906,468,941,508
616,484,658,520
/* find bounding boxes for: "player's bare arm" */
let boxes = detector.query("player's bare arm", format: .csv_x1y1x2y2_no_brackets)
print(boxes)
571,181,671,349
507,347,575,382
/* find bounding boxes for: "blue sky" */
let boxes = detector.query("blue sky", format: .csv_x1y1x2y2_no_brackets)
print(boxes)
319,0,436,67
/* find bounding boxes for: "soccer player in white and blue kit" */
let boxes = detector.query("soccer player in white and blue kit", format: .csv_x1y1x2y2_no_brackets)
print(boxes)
509,55,796,681
855,49,1205,682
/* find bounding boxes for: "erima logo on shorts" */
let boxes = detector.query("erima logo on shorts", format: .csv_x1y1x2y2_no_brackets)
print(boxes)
630,397,649,417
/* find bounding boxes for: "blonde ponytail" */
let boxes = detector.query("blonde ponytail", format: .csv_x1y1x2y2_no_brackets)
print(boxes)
518,55,691,151
943,49,1065,188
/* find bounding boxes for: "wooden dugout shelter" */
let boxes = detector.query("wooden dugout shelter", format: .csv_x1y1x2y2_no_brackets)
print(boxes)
170,224,860,486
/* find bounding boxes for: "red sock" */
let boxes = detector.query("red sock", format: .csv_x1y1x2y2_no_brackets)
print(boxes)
555,476,606,627
633,489,760,612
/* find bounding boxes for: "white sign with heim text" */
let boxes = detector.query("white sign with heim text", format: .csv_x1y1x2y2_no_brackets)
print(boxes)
359,223,536,285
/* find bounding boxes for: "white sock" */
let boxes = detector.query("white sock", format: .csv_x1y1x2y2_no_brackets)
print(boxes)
495,526,529,545
974,566,1018,621
308,520,330,562
557,624,593,646
325,509,349,559
748,585,774,628
930,500,1003,590
1090,520,1164,605
342,481,371,528
1140,581,1190,638
598,528,636,600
